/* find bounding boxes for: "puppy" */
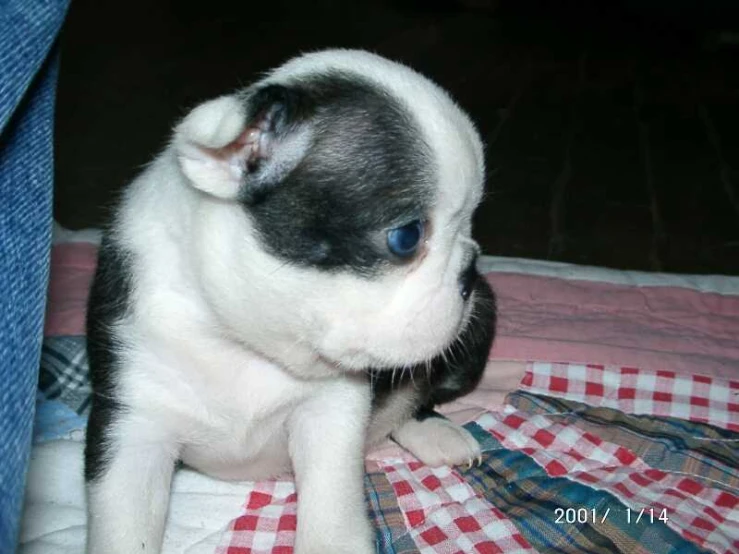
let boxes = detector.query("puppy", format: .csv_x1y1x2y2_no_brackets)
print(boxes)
85,49,496,554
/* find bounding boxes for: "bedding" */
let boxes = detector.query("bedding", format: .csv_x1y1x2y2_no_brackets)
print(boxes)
20,226,739,553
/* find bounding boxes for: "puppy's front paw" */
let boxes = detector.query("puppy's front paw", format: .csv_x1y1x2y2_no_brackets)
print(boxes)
392,417,482,468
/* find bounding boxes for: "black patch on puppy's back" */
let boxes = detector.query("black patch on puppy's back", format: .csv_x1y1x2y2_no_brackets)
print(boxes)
84,234,133,482
242,72,435,276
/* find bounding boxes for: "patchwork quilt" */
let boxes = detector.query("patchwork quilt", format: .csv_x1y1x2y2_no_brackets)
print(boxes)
19,228,739,554
30,342,739,554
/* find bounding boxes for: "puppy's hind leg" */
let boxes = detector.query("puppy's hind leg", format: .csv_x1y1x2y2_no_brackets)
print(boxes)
391,408,482,469
85,411,179,554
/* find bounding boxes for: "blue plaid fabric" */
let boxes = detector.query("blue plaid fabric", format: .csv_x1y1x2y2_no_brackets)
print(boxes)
35,336,91,443
0,0,70,549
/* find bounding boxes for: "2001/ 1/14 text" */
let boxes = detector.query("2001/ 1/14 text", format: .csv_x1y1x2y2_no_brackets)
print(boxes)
554,507,669,524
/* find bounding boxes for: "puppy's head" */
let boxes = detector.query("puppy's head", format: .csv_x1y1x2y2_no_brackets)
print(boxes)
173,50,487,375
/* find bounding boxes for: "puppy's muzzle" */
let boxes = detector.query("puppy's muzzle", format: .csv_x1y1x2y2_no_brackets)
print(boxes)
459,254,479,301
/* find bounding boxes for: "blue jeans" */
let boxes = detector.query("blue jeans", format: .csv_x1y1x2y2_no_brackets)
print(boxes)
0,0,69,550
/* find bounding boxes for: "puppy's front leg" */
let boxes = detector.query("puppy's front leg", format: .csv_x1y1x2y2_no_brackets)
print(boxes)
288,379,375,554
86,414,179,554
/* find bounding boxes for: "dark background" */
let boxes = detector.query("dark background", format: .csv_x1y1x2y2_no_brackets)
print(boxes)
54,0,739,274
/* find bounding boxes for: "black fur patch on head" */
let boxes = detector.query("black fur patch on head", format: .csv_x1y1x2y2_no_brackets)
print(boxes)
84,235,133,482
371,274,497,413
241,72,435,275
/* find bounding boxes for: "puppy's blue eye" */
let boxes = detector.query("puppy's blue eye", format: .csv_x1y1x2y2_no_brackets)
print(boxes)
387,220,423,258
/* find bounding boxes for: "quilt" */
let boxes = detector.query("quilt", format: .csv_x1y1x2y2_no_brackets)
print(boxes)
19,227,739,554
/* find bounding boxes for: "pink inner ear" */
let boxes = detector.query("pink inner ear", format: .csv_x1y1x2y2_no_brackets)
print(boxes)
179,101,287,198
194,128,253,165
198,125,270,171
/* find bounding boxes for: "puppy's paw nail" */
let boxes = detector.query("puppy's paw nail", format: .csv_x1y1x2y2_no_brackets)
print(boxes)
394,418,482,468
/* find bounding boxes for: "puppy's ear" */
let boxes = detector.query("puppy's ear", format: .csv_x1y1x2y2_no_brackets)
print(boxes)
174,86,311,202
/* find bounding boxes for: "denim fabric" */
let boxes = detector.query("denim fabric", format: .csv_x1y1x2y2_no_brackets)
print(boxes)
0,0,69,550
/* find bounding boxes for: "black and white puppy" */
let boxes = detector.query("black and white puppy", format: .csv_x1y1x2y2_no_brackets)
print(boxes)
85,49,496,554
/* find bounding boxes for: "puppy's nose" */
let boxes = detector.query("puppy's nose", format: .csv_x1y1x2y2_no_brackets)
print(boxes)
459,255,479,301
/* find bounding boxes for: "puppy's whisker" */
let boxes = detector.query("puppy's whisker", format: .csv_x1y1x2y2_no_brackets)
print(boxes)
399,362,416,391
90,391,117,402
267,259,293,277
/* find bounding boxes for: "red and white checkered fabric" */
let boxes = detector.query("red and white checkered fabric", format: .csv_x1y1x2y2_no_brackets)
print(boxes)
475,407,739,554
217,481,297,554
574,467,739,553
476,409,649,476
410,497,534,554
381,460,536,554
520,362,739,431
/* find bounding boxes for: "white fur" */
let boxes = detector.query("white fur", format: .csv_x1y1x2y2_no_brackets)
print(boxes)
392,417,483,468
86,50,486,554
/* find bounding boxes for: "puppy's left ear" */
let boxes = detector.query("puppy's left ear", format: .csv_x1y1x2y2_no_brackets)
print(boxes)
174,86,311,201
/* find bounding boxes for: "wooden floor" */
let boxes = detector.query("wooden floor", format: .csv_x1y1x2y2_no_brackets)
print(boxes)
53,0,739,275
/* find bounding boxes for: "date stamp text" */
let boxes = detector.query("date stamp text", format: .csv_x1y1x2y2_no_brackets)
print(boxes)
554,507,669,525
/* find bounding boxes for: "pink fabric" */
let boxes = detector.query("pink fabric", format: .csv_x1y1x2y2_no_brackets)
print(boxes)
43,243,739,382
44,243,98,337
486,273,739,380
